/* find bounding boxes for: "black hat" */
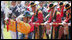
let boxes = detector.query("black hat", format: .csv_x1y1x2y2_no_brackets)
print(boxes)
23,11,31,17
65,4,71,10
49,4,53,7
30,2,36,7
59,2,63,5
65,4,70,8
49,4,55,9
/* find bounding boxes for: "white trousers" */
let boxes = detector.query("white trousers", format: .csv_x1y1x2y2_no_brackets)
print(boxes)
10,31,16,39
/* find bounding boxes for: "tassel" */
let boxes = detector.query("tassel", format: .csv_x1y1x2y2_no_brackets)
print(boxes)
7,24,9,32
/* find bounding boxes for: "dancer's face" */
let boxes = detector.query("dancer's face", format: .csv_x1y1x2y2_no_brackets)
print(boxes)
23,17,31,23
32,6,36,11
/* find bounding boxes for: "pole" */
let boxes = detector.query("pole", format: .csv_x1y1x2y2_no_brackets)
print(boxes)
33,23,70,25
1,29,4,39
16,21,18,39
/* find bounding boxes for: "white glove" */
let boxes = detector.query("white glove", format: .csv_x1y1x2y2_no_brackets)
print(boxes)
68,23,71,26
16,17,20,23
30,12,34,15
44,21,48,25
18,8,20,12
4,17,8,21
50,22,53,25
57,6,59,8
28,19,32,23
21,9,25,12
8,10,12,14
16,7,20,12
62,21,66,25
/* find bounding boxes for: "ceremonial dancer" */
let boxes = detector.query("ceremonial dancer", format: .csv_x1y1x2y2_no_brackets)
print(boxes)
63,3,71,39
30,2,43,39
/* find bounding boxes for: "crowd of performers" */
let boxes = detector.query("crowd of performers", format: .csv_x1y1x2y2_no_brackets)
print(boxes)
1,1,71,39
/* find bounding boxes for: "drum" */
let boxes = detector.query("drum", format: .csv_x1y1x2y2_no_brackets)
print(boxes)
17,21,31,35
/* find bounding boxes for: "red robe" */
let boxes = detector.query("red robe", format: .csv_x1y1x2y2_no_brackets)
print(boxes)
29,11,43,32
53,13,62,27
53,13,62,32
48,8,62,31
47,9,54,23
47,8,62,24
57,5,64,18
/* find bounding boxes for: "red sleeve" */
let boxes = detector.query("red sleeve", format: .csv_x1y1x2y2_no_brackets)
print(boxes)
28,3,30,7
31,15,34,22
47,9,53,23
29,22,34,32
29,16,35,32
27,8,30,11
61,6,64,17
47,16,52,23
35,12,43,23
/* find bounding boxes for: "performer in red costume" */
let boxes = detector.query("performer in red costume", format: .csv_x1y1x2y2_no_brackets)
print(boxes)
63,3,71,39
29,2,43,39
57,2,65,22
64,4,71,23
55,2,65,39
44,3,58,39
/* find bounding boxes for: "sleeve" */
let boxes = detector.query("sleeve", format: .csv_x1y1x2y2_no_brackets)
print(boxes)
31,15,34,22
47,16,52,23
64,19,69,23
61,6,64,17
29,22,34,32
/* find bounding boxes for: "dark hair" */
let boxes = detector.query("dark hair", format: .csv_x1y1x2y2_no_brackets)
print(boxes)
30,2,34,5
49,4,53,7
59,2,63,5
65,4,70,8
